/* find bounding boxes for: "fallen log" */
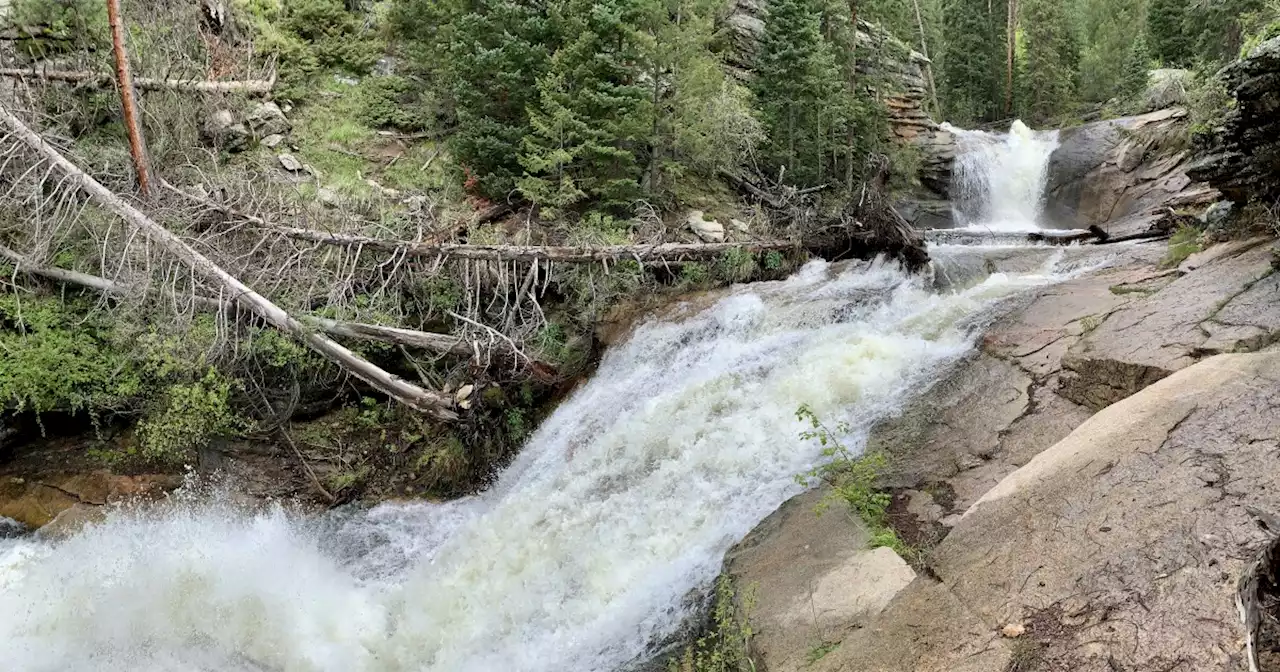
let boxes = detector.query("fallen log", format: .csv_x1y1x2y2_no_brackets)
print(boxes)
0,67,276,94
1092,228,1172,245
0,105,456,419
0,242,535,368
164,180,798,262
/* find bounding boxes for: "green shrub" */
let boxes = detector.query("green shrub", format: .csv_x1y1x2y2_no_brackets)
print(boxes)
358,75,430,131
666,575,756,672
795,404,915,560
7,0,109,56
0,295,140,415
137,370,247,464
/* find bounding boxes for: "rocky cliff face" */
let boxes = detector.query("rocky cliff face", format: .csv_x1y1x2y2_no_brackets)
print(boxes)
724,4,954,196
1189,36,1280,203
729,239,1280,672
1043,108,1218,235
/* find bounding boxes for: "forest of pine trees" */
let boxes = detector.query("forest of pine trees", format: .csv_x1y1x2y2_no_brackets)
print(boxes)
387,0,1280,216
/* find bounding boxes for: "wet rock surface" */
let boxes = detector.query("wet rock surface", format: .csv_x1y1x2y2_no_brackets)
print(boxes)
1061,238,1279,409
735,239,1280,671
1044,108,1217,232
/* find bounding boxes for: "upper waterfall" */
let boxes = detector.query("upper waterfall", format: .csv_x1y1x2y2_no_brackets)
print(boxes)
943,120,1060,232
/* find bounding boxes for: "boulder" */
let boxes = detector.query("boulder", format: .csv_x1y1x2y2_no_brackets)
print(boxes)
686,211,725,242
1043,108,1217,230
244,101,291,137
278,153,305,173
200,109,250,152
1141,68,1193,112
725,488,916,672
1188,37,1280,203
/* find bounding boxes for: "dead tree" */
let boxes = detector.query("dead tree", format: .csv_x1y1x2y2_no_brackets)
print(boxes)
0,67,277,94
106,0,152,197
0,104,459,419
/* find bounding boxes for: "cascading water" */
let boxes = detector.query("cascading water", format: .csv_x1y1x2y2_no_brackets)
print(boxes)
0,249,1113,672
944,120,1060,232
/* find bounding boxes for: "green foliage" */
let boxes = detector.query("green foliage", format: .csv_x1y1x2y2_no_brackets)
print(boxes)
1075,0,1148,103
6,0,109,55
752,0,853,188
1160,224,1203,268
940,0,1005,125
794,404,915,560
1119,33,1153,101
1018,0,1080,124
763,251,785,272
0,295,140,416
806,641,840,664
1148,0,1194,66
137,370,246,464
394,0,556,201
280,0,382,73
665,575,756,672
518,0,654,215
357,76,431,131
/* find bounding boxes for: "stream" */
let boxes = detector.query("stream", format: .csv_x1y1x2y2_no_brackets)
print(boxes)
0,122,1099,671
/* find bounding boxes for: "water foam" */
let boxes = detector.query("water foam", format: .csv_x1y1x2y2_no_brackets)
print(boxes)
0,252,1105,672
945,120,1060,232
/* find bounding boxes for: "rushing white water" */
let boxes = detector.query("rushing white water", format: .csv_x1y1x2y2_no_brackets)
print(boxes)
944,120,1060,232
0,250,1111,672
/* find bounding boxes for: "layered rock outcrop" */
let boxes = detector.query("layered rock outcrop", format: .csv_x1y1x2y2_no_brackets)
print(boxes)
1043,108,1218,235
724,5,954,196
731,239,1280,671
1189,36,1280,203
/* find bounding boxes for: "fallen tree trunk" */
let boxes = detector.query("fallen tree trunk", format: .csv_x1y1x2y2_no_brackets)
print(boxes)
0,105,456,419
0,67,276,94
0,242,536,369
164,180,798,262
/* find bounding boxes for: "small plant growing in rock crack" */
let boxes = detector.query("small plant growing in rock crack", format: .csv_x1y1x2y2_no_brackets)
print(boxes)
806,640,840,664
666,575,757,672
794,404,916,561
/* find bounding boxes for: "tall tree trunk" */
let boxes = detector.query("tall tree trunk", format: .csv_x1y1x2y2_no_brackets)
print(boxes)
0,105,458,419
1006,0,1017,116
844,0,858,195
911,0,942,118
106,0,152,198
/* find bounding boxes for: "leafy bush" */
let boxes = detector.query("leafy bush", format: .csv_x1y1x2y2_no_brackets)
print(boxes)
1160,224,1203,268
666,575,756,672
795,404,915,560
137,370,247,464
0,295,140,416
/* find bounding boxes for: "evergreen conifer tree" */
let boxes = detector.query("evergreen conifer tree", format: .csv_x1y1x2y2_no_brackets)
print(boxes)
1018,0,1078,124
518,0,653,214
1120,32,1152,100
940,0,1002,124
753,0,850,187
394,0,556,201
1148,0,1192,66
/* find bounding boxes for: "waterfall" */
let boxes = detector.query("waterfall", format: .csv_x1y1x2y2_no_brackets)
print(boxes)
944,120,1060,232
0,250,1110,672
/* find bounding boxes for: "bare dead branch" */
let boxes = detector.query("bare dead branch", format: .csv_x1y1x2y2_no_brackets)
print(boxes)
0,104,458,419
0,67,276,94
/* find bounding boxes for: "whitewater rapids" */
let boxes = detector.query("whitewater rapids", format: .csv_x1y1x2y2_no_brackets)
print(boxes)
0,249,1110,672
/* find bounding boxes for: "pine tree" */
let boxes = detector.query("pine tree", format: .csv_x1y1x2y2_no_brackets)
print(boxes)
393,0,557,201
1185,0,1266,64
1075,0,1147,103
940,0,1003,124
1018,0,1078,124
1147,0,1192,66
518,0,654,214
753,0,852,187
1120,32,1152,100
